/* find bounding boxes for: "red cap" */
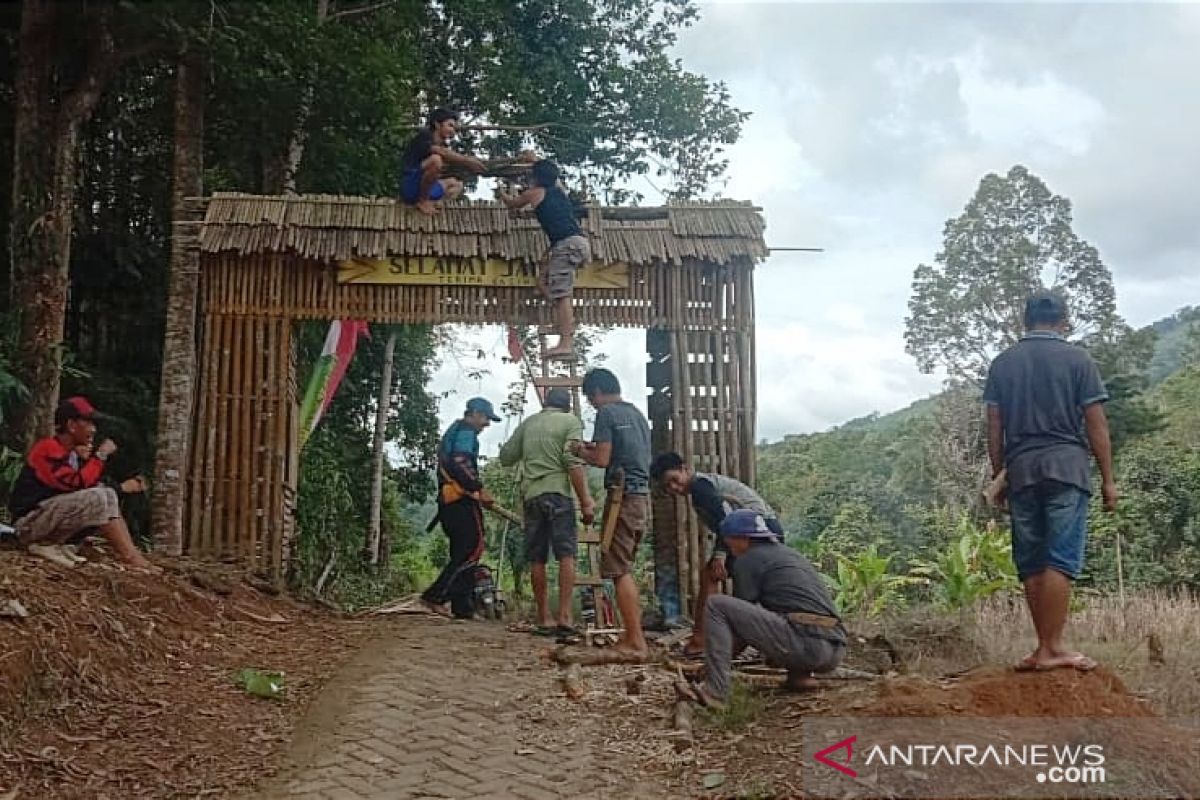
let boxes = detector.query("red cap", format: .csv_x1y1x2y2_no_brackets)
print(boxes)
61,396,97,420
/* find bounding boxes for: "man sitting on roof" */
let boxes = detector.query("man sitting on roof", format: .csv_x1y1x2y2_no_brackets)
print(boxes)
398,108,487,215
498,158,590,360
677,510,844,710
8,396,157,572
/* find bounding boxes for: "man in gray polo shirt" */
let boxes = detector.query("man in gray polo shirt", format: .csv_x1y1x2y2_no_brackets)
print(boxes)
984,290,1117,672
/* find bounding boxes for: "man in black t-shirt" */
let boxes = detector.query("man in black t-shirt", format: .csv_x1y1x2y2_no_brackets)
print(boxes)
499,158,591,359
984,290,1117,673
398,108,486,215
650,451,783,656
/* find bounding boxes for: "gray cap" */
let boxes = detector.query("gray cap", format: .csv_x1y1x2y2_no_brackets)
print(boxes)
545,388,572,410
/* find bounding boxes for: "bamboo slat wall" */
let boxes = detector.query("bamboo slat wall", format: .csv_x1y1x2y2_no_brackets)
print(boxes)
182,195,765,590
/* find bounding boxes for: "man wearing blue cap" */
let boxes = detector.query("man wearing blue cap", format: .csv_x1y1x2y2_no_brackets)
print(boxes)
679,509,845,709
984,290,1116,672
421,397,501,618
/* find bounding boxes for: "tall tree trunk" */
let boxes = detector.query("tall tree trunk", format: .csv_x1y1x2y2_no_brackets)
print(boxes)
278,0,330,194
367,328,398,566
151,45,206,556
7,0,59,447
7,1,132,447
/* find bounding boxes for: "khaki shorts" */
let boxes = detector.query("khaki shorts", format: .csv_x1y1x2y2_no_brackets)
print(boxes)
545,235,591,300
601,493,649,579
15,487,119,546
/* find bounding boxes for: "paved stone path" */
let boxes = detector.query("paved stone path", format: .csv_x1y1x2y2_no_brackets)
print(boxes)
254,616,671,800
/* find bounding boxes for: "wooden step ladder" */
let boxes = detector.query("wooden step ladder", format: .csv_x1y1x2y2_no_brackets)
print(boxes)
528,327,619,642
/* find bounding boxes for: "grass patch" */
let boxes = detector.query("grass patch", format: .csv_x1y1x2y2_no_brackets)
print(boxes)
698,679,765,731
970,589,1200,716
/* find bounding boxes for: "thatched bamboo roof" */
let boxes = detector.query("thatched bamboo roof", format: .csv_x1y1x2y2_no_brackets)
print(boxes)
198,193,767,266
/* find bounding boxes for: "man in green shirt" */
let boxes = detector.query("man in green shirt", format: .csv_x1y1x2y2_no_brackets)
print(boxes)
499,389,596,634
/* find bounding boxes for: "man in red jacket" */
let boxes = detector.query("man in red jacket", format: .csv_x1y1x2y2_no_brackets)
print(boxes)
8,397,156,571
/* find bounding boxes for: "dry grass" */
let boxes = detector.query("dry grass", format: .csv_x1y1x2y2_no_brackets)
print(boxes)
967,590,1200,716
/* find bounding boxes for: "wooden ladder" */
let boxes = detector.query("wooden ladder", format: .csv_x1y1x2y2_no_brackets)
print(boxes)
529,328,618,643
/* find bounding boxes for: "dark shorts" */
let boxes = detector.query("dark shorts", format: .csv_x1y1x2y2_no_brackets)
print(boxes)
399,168,446,204
544,235,590,300
523,492,577,563
1008,481,1089,581
601,493,649,579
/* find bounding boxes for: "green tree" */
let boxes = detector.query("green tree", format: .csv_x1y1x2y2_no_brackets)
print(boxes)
905,165,1121,383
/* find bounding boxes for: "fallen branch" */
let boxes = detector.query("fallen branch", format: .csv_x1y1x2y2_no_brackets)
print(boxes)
672,699,694,749
233,607,289,625
561,663,584,700
669,667,694,751
826,666,881,681
551,645,663,667
357,594,424,616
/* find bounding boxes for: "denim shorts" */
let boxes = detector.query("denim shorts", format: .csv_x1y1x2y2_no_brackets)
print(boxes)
398,168,446,204
1008,481,1090,581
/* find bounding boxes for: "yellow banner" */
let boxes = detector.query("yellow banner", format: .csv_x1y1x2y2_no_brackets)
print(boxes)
336,256,629,289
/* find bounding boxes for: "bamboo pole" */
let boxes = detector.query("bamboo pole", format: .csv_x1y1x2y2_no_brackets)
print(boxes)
228,313,247,559
212,312,234,557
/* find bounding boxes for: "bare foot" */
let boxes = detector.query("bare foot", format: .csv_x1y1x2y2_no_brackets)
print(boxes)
1014,651,1098,672
28,543,80,568
416,199,438,216
612,642,649,658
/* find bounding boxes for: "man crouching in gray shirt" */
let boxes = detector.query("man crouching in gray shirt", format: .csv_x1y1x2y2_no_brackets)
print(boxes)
679,509,846,709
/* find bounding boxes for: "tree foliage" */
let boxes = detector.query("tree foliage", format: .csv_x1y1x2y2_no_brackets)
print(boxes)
0,1,746,592
905,165,1120,383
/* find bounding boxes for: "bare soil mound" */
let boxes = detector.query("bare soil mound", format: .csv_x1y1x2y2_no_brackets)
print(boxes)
866,665,1153,717
0,547,371,799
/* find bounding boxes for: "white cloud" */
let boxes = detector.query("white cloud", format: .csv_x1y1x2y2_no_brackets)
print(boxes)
426,2,1199,453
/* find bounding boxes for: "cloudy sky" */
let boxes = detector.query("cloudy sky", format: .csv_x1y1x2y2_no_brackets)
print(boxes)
431,1,1200,447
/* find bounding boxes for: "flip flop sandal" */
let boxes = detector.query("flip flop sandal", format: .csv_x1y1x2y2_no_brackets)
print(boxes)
532,625,559,637
670,643,705,660
1014,654,1098,673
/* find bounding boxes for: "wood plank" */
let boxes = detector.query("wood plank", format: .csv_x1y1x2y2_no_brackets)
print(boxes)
531,375,583,388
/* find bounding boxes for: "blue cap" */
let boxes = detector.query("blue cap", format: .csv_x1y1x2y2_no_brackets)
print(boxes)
719,509,777,539
466,396,501,422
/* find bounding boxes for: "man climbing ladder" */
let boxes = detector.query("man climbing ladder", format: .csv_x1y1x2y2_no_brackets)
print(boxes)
499,159,591,360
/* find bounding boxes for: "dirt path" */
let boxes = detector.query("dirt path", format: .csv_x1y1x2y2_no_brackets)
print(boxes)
253,616,674,800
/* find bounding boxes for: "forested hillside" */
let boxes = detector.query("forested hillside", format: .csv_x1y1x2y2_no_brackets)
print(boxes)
757,307,1200,599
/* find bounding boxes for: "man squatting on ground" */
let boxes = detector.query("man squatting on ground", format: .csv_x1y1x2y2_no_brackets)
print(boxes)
680,509,846,709
498,159,591,360
985,290,1117,672
650,451,784,656
421,397,501,618
397,108,486,215
573,368,652,655
8,396,156,572
499,388,596,635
